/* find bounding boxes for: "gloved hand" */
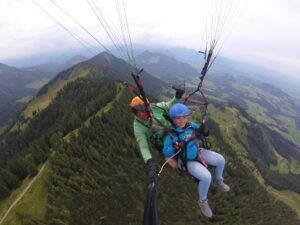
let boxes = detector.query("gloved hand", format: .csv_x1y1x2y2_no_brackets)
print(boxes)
173,87,185,99
146,159,158,181
196,124,209,138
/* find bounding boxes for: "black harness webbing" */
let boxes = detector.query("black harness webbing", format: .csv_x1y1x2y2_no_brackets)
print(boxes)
143,179,159,225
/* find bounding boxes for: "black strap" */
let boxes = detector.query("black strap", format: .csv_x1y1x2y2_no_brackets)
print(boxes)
168,123,201,171
143,180,159,225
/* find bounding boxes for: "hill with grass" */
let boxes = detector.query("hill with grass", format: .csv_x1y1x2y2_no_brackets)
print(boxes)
0,52,299,225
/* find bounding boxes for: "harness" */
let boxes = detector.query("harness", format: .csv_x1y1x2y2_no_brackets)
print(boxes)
168,123,208,172
135,104,173,152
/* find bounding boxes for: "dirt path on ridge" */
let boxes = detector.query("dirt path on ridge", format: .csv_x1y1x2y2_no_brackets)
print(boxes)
0,163,46,224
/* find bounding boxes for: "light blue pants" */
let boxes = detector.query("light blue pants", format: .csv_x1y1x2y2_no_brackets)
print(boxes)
186,149,225,201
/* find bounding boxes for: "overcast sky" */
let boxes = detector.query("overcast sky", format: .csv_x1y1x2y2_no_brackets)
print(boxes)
0,0,300,81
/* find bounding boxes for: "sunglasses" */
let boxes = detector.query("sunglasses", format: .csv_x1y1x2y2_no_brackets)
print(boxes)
133,104,147,112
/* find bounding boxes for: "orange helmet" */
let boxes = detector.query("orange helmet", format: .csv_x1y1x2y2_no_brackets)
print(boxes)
130,96,145,107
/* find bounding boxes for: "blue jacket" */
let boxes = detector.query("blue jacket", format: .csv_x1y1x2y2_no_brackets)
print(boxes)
163,122,205,161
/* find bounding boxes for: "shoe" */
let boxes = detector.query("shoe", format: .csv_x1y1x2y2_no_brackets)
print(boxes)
198,199,213,218
217,180,230,192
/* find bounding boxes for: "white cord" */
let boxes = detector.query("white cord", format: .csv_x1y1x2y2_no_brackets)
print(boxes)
158,149,182,177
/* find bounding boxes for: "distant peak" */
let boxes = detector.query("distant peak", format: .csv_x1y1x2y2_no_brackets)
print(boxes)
88,51,121,67
64,55,87,67
0,62,13,68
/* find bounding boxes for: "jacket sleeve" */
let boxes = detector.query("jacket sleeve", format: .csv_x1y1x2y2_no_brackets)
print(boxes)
133,120,152,163
163,135,175,158
190,121,200,129
156,97,179,111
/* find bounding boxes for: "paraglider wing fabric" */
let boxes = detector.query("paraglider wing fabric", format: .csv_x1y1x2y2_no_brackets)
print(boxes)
143,180,159,225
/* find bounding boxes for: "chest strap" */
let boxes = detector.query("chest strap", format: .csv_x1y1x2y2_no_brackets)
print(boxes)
169,127,208,170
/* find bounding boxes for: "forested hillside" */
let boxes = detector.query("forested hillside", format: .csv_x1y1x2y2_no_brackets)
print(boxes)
0,77,299,224
0,79,118,195
0,52,299,225
41,81,299,225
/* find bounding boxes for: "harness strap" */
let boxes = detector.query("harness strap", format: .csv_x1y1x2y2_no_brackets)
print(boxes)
193,137,208,168
170,129,208,170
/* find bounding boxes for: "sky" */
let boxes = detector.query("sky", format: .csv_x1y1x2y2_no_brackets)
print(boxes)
0,0,300,81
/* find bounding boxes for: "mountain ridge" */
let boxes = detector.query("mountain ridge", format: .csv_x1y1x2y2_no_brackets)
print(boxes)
1,79,299,224
0,51,299,224
136,50,199,83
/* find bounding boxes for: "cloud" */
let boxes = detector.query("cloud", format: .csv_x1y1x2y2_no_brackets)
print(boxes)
0,0,299,80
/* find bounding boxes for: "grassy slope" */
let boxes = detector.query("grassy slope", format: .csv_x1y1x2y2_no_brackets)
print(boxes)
208,74,300,149
182,77,300,215
208,104,300,219
215,77,300,173
16,96,33,104
25,78,50,90
0,179,32,218
237,82,300,146
269,149,290,174
0,163,49,225
274,114,300,146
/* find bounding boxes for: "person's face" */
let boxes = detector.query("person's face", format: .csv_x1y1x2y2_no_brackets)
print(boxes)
173,116,188,128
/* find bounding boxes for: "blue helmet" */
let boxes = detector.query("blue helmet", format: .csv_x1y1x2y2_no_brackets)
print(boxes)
169,103,190,119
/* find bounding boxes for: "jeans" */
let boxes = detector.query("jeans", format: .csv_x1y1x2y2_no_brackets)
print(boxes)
186,149,225,201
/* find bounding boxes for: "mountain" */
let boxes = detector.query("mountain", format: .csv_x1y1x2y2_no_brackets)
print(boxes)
0,55,88,132
63,55,87,69
155,47,300,99
136,51,199,84
2,48,91,68
22,55,88,78
0,63,48,93
205,72,300,147
212,58,300,100
0,80,299,225
135,51,300,147
9,52,168,130
0,63,53,130
0,51,299,224
151,47,208,72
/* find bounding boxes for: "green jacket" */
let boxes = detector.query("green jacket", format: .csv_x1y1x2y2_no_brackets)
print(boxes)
133,97,179,163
